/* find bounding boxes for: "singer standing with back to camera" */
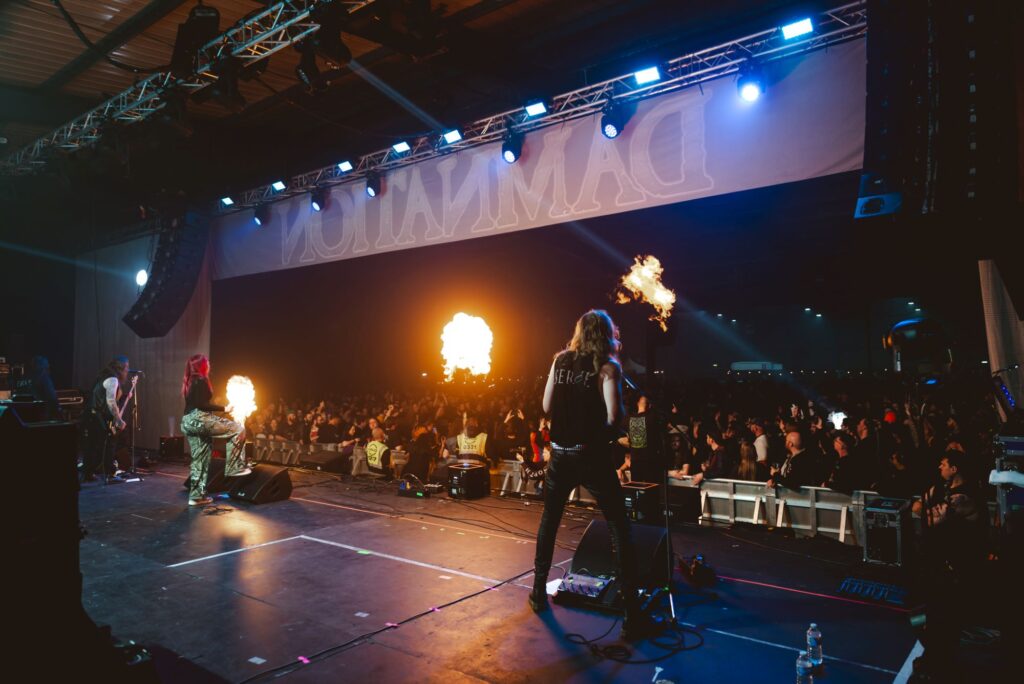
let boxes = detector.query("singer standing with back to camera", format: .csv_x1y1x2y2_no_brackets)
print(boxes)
530,309,658,639
180,354,249,507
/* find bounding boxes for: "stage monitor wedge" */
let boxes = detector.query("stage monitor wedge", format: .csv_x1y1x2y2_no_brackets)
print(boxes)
122,212,209,338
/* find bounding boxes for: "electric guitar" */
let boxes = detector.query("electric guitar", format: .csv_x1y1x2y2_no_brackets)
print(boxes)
106,374,139,436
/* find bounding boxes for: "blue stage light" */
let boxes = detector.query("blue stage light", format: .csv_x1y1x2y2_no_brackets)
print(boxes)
443,129,462,144
254,204,270,226
220,196,234,207
525,101,547,117
634,66,661,85
738,76,763,102
337,161,353,172
392,141,411,153
366,171,381,198
136,270,148,286
311,187,328,212
271,180,286,191
600,102,626,138
782,18,813,40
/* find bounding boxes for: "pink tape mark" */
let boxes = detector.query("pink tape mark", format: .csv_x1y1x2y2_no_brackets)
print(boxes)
430,607,440,613
385,622,399,628
297,656,310,664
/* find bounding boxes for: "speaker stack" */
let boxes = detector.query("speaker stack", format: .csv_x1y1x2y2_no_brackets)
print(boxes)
122,212,209,338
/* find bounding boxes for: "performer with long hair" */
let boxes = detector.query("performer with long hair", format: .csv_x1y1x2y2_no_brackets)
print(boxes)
180,354,249,506
82,355,134,483
530,310,658,639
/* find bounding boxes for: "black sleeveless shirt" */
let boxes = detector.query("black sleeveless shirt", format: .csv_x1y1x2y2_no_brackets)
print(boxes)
548,351,614,446
91,371,118,419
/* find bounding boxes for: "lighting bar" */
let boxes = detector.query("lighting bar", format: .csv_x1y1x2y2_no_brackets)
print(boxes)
1,1,379,174
634,66,661,85
337,161,353,172
220,197,234,207
217,2,866,212
271,180,286,191
782,18,814,40
442,129,462,144
524,101,547,117
392,141,411,153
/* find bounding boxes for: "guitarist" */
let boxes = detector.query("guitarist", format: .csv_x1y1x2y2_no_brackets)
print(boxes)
82,355,134,483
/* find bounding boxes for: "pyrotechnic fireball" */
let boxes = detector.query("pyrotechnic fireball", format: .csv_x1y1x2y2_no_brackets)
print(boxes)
441,313,493,382
226,375,257,423
616,255,676,331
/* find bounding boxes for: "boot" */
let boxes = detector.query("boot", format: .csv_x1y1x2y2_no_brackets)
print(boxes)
528,574,549,612
620,589,662,640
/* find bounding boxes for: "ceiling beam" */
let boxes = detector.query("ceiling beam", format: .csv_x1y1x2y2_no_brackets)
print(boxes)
41,0,189,91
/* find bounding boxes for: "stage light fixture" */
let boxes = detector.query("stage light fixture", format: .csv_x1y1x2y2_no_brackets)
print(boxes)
220,196,234,207
337,160,353,172
601,102,625,139
443,129,462,144
804,307,812,312
634,66,661,85
781,18,813,40
525,101,547,117
815,313,823,318
295,41,324,92
366,171,381,198
737,66,764,102
311,186,328,212
502,129,523,164
310,3,352,66
271,180,286,191
254,204,271,226
209,57,246,112
392,141,411,154
136,269,149,287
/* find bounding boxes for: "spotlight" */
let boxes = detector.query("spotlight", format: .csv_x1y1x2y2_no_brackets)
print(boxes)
220,196,234,207
392,141,411,154
209,57,246,112
442,129,462,144
501,129,523,163
311,186,328,212
136,270,149,287
815,313,823,318
781,18,814,40
271,180,286,191
600,102,626,139
365,171,381,198
804,307,812,312
634,66,661,85
737,66,764,102
337,160,353,172
524,101,547,117
254,204,271,226
295,41,324,92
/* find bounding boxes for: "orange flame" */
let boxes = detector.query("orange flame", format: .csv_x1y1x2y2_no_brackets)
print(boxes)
441,313,493,382
225,375,257,423
616,255,676,331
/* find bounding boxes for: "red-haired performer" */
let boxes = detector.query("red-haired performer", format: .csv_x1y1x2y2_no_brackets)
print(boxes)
180,354,249,506
530,310,659,640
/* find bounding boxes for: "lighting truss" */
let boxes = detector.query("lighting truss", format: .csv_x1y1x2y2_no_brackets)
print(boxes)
0,1,376,175
223,1,866,212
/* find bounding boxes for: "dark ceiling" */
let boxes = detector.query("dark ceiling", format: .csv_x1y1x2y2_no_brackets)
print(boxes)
0,0,835,252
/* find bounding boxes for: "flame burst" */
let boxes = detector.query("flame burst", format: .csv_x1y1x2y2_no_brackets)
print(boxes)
226,375,257,423
441,313,493,382
616,255,676,331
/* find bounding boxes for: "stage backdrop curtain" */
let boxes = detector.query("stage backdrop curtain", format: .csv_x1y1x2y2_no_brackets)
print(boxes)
73,236,211,450
211,38,866,281
979,260,1024,407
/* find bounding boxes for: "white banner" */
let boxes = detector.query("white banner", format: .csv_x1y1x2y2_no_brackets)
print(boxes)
212,39,865,280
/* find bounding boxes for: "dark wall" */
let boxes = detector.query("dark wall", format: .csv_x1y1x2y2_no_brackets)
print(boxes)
0,247,76,388
210,172,987,398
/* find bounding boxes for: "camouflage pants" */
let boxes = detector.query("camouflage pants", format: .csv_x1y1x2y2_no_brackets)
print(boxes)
181,409,246,500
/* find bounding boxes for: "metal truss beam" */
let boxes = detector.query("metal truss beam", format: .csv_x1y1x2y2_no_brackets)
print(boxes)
1,0,376,175
227,1,867,213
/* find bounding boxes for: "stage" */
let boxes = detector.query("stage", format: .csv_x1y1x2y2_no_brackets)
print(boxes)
79,465,915,683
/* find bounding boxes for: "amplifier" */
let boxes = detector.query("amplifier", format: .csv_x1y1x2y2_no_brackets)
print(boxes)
160,436,185,461
448,462,489,499
622,481,661,522
864,497,912,566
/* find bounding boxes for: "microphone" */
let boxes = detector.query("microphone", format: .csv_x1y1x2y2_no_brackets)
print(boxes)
128,369,145,376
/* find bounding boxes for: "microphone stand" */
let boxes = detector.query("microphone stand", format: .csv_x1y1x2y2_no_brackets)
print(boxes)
659,419,678,625
124,377,143,482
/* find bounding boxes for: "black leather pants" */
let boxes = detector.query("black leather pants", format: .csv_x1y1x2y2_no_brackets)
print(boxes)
533,444,638,595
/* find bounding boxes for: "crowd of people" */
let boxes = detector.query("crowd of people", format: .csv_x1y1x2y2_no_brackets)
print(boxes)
243,371,1008,502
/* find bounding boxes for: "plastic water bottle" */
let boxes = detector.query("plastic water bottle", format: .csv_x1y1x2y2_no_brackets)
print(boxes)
795,650,813,683
806,623,823,667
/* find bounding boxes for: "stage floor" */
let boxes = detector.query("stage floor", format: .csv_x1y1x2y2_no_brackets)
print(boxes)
79,464,916,683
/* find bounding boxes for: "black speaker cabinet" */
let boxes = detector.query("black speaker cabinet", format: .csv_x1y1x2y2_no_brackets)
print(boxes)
448,462,489,499
300,449,346,473
228,464,292,504
864,497,912,566
571,519,669,589
622,481,661,523
160,436,184,461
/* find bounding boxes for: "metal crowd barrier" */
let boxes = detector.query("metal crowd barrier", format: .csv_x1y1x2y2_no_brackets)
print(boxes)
668,476,876,546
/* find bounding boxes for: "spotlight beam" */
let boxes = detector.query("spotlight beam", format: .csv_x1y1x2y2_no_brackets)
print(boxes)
347,58,444,131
